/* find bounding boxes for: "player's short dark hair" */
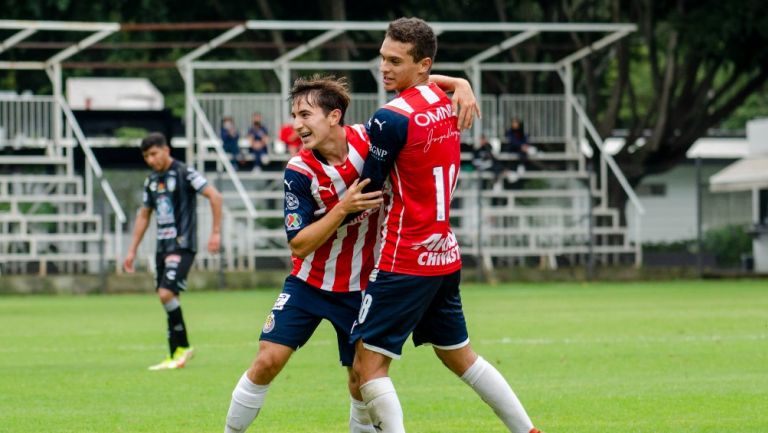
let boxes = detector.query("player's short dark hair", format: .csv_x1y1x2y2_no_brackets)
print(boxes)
140,132,168,152
386,17,437,63
290,74,351,125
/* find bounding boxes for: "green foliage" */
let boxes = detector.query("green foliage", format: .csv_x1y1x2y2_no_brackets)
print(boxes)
643,224,752,267
114,127,148,139
702,224,753,266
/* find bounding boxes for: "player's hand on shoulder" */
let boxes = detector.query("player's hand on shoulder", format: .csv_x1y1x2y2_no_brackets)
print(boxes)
450,79,481,130
338,178,383,215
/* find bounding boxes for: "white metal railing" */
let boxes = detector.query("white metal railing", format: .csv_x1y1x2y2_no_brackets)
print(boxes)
564,93,645,266
191,95,258,218
55,95,126,270
197,93,583,145
0,95,53,145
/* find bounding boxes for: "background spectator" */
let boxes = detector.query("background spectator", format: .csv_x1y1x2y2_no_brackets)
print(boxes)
220,116,241,169
247,112,271,172
503,117,536,175
279,122,303,157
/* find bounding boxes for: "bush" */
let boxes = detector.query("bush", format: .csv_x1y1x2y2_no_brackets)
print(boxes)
702,224,752,267
643,224,752,267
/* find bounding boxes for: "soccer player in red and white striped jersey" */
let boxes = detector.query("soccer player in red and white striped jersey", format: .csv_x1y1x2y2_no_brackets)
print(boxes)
224,75,384,433
225,73,478,433
284,121,381,293
351,18,543,433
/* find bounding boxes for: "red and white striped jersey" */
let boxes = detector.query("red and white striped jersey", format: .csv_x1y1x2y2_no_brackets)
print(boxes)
283,124,381,292
361,83,462,276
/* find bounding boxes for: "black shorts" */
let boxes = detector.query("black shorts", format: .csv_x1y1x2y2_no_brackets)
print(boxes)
260,275,363,367
350,270,469,359
155,251,195,294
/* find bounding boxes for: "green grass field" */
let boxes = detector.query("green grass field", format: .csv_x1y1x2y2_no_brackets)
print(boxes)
1,280,766,432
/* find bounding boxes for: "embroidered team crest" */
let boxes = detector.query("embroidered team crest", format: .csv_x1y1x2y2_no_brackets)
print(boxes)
285,213,302,230
285,192,300,210
262,313,275,333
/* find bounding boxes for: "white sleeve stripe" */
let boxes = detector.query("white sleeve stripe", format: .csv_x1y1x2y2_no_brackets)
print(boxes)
386,97,414,114
348,143,365,173
417,85,440,104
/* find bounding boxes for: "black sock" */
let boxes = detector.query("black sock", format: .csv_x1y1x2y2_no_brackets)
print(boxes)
166,305,189,355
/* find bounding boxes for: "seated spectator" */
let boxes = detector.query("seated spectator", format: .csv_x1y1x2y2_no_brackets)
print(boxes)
247,112,271,172
279,123,303,157
220,116,241,169
503,117,537,175
473,134,511,191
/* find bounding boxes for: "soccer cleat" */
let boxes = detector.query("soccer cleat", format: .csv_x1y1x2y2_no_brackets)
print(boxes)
148,356,179,371
172,346,195,368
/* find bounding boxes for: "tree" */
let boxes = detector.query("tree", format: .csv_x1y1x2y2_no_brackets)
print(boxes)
568,0,768,218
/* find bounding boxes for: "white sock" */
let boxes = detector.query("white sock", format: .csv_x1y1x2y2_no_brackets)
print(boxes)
360,377,405,433
349,397,376,433
224,372,270,433
461,356,534,433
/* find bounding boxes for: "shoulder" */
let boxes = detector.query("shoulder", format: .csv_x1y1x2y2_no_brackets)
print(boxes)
366,107,408,137
286,153,315,179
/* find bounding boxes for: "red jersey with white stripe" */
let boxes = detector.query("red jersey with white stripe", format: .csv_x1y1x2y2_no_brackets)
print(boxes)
361,83,462,276
283,124,381,292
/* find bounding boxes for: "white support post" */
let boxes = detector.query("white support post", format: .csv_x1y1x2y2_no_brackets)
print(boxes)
469,64,482,145
372,66,386,107
181,64,195,167
278,65,291,128
48,63,63,155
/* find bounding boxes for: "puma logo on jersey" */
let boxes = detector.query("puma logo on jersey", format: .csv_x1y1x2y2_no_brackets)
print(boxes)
317,185,334,193
284,179,294,190
372,118,387,131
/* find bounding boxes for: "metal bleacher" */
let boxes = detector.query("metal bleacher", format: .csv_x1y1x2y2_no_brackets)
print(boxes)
0,94,125,275
0,19,642,275
191,92,640,272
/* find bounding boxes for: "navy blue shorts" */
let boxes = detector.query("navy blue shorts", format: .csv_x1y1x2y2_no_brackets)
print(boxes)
260,275,363,367
350,270,469,359
155,251,195,294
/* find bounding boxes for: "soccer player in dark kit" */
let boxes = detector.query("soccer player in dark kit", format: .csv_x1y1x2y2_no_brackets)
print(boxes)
124,132,223,370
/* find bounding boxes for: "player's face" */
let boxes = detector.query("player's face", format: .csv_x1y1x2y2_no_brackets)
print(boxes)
290,96,339,151
379,37,431,92
142,145,172,172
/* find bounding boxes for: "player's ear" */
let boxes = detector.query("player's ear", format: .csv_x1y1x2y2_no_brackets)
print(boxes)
418,57,432,75
328,108,342,126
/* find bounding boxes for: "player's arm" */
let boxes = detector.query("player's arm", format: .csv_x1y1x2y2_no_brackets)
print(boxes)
361,108,409,193
429,74,481,130
201,184,223,254
124,206,152,273
290,178,382,259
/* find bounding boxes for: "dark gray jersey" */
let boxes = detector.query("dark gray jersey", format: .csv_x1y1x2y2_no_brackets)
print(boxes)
142,160,208,254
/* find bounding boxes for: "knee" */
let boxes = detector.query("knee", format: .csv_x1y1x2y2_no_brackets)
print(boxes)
435,346,478,377
157,289,175,304
249,350,286,384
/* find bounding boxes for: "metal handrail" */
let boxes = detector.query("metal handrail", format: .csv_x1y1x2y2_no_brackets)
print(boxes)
565,95,645,215
190,96,257,218
54,95,127,223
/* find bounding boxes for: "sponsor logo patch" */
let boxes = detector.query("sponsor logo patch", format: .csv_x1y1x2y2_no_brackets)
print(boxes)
262,313,275,333
272,293,290,310
285,213,302,230
285,192,300,210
